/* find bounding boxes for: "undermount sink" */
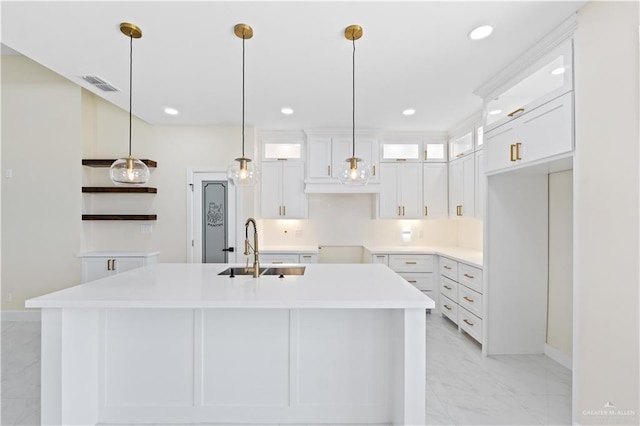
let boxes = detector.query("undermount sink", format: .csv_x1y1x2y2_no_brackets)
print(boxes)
218,267,267,276
262,266,306,276
218,266,306,277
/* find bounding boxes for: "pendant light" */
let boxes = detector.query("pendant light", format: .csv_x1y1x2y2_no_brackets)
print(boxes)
339,25,371,185
109,22,150,186
228,23,259,186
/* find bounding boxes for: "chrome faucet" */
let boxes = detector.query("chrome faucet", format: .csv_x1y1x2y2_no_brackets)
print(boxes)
244,217,260,277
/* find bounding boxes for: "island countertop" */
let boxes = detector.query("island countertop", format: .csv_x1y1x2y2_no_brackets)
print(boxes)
25,263,434,310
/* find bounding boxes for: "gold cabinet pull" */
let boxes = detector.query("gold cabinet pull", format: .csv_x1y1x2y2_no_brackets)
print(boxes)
456,153,464,158
302,255,312,259
276,158,288,161
463,273,474,279
112,259,116,271
373,165,376,176
398,206,402,216
402,206,405,216
510,144,517,162
463,296,475,303
396,158,407,162
424,150,428,160
272,261,284,264
407,280,417,284
283,205,286,216
405,261,417,265
327,165,331,176
507,107,524,117
456,205,462,216
376,255,386,258
443,285,452,290
443,265,452,270
443,304,452,311
516,142,522,160
278,206,282,216
107,259,111,271
424,206,428,216
463,319,474,326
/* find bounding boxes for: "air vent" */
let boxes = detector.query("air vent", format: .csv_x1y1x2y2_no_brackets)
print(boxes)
81,75,120,92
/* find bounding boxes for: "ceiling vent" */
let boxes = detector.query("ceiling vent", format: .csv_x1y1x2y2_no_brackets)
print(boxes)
81,75,119,92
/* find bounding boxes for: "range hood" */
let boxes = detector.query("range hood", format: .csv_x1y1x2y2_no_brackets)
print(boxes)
304,180,380,194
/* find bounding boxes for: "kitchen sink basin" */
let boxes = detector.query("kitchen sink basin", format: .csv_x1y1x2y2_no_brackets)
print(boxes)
262,266,306,276
218,267,267,276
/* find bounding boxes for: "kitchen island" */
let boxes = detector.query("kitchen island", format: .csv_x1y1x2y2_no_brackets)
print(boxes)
26,263,433,426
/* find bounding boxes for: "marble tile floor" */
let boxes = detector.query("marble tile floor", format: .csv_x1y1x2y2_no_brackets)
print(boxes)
1,313,571,426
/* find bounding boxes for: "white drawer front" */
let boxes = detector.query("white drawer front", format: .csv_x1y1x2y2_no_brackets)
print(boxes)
458,285,482,319
458,263,482,293
399,272,433,291
260,254,300,264
440,276,458,301
439,257,458,281
458,308,482,343
371,254,389,265
389,254,433,273
440,295,458,324
299,254,318,264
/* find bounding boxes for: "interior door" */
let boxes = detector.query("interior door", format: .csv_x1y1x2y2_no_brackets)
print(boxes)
202,181,230,263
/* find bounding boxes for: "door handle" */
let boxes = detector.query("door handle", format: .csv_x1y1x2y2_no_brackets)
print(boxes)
222,247,235,252
510,144,516,162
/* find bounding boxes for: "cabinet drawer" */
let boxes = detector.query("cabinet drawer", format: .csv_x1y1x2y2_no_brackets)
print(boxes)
458,263,483,293
440,295,458,324
389,254,433,272
371,254,389,265
398,272,433,291
458,308,482,343
299,254,318,264
439,257,458,280
260,254,300,264
440,276,458,301
458,285,482,319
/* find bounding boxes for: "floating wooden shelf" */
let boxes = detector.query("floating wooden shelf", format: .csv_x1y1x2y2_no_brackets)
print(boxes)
82,214,157,221
82,187,157,193
82,159,157,168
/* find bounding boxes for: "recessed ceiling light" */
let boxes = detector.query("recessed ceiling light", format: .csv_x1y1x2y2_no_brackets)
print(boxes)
402,108,416,116
469,25,493,40
488,109,502,115
281,107,294,115
551,67,566,76
164,107,179,115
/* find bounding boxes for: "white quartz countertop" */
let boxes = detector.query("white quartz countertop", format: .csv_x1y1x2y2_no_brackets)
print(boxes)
364,246,483,268
25,263,434,310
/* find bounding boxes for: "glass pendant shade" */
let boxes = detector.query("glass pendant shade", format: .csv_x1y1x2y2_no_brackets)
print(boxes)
338,156,371,185
110,157,150,186
228,157,260,186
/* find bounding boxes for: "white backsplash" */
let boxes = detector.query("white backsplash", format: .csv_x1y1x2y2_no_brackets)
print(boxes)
259,194,482,249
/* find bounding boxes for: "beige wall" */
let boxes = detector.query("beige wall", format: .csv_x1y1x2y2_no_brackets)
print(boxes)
1,55,82,310
547,170,573,358
575,2,639,423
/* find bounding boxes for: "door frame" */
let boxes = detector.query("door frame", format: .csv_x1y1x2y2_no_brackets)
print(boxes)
186,169,240,263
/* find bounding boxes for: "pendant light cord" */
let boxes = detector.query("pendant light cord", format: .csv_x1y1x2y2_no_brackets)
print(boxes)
128,34,133,157
352,37,356,158
242,33,246,158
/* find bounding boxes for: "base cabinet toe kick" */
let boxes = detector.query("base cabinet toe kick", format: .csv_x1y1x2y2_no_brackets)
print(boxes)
38,307,426,426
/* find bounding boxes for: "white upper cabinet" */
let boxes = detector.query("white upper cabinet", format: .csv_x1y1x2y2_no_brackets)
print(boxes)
423,140,448,162
261,162,306,219
485,39,573,132
485,91,573,174
262,142,303,161
423,163,448,218
449,132,474,160
380,141,422,162
378,163,422,219
449,154,475,218
331,138,378,180
307,137,333,178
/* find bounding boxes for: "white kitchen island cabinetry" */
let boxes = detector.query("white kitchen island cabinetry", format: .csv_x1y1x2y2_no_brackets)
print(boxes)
260,246,319,264
77,251,159,283
26,263,432,426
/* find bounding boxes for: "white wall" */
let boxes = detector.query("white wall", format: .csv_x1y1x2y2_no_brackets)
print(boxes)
574,2,639,423
547,170,572,359
1,55,82,310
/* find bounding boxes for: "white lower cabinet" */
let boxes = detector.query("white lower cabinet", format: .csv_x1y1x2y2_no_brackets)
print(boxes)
260,252,318,264
370,253,434,301
78,251,159,283
439,256,484,344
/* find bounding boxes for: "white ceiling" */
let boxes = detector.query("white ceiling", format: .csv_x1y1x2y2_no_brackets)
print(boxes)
1,1,585,132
